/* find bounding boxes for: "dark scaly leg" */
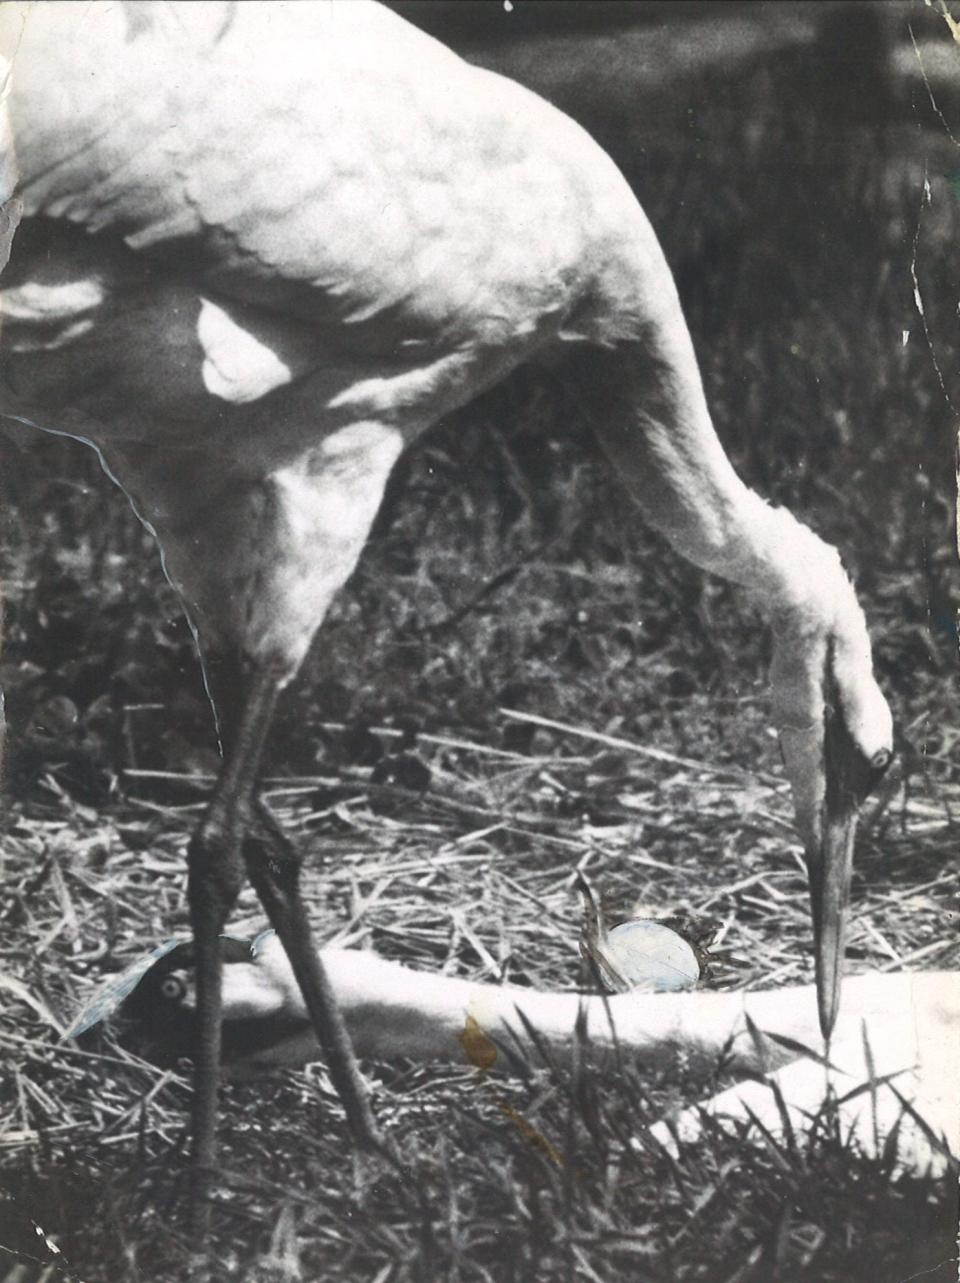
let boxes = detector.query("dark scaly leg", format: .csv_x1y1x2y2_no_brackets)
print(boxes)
191,653,388,1226
244,799,387,1154
186,653,279,1243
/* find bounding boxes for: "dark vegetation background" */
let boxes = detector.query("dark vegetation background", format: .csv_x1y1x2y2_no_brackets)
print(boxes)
0,3,958,1281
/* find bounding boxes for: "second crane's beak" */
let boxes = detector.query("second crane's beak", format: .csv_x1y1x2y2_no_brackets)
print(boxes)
780,699,892,1041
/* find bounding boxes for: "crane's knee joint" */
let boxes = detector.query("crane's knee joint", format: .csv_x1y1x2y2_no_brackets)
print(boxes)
187,822,247,918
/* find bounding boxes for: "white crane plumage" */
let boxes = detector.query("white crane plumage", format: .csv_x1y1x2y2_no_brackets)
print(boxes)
112,930,959,1179
0,0,892,1218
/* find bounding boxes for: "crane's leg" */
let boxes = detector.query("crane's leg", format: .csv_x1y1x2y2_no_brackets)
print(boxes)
191,650,385,1210
112,425,412,1245
185,653,280,1234
242,798,387,1152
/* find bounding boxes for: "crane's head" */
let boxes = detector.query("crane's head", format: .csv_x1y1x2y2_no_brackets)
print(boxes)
769,534,892,1040
111,934,308,1067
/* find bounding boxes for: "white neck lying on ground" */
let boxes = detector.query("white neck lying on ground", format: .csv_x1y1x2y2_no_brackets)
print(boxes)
216,935,958,1177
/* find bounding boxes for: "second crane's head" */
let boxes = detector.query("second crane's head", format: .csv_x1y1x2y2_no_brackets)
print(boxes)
117,934,309,1069
767,522,892,1040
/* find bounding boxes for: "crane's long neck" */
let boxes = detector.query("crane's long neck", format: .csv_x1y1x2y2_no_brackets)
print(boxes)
579,327,855,637
225,945,951,1087
228,945,778,1077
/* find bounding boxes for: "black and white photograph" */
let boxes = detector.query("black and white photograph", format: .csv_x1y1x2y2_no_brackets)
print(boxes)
0,2,957,1279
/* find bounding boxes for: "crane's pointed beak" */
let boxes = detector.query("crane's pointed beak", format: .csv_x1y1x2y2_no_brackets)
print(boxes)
809,716,862,1039
782,702,892,1041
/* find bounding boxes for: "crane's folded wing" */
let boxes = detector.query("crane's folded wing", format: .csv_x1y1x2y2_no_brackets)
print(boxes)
1,1,615,352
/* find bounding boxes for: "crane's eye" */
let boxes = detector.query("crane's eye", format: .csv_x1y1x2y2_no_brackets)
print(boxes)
160,974,186,1003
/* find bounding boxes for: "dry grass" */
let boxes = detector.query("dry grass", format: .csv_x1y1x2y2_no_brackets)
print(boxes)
1,713,957,1281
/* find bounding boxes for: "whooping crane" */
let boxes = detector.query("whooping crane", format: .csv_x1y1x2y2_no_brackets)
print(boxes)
109,930,959,1180
0,0,892,1213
